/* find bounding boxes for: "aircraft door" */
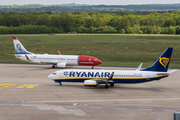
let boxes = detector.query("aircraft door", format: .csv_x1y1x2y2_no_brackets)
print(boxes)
61,71,69,79
58,58,61,62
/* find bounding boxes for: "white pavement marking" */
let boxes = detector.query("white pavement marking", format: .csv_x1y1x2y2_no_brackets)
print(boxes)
114,108,127,110
139,109,152,111
29,98,178,103
89,107,102,109
103,106,115,107
164,110,177,112
73,103,77,106
65,106,78,108
55,106,89,116
21,103,89,116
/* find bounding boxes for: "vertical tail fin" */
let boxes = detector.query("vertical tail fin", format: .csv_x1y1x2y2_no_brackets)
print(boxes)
141,47,173,72
13,37,32,54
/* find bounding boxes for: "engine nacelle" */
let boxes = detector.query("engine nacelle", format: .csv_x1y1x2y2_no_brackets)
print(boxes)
84,80,97,87
57,63,67,68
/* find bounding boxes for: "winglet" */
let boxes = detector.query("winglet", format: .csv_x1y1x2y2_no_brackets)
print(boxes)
136,63,143,71
25,54,30,61
108,72,114,80
57,50,61,55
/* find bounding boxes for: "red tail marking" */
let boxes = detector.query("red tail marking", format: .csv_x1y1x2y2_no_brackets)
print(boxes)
25,54,30,60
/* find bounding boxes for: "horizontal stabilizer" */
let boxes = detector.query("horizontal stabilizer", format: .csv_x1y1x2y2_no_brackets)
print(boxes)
168,69,178,74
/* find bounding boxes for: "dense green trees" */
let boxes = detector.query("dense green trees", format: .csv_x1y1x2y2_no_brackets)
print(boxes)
0,11,180,34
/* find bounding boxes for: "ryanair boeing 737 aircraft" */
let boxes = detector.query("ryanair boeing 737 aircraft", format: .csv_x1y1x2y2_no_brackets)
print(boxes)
48,47,177,88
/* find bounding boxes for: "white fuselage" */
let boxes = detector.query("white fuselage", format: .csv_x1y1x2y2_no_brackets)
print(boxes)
49,69,169,83
15,54,79,65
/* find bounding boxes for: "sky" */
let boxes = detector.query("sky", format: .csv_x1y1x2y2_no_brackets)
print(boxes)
0,0,180,5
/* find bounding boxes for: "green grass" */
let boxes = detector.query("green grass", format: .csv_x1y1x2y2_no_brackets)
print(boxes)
1,34,180,68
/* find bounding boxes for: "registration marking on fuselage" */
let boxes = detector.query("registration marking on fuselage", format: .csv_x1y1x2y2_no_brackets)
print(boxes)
16,84,38,88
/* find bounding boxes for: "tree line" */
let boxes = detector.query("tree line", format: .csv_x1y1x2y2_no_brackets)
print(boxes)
0,11,180,34
1,4,180,13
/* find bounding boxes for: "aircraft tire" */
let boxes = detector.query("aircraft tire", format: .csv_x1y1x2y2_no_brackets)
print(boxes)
105,85,109,89
110,83,114,87
52,65,55,68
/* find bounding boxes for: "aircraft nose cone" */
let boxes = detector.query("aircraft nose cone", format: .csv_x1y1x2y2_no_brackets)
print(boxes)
98,60,102,64
48,74,52,79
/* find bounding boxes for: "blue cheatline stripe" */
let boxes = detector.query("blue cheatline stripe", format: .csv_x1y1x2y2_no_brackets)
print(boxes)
15,52,31,54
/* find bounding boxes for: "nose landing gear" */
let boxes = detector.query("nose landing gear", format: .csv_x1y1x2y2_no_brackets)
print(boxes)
59,82,62,86
52,64,56,68
105,84,109,89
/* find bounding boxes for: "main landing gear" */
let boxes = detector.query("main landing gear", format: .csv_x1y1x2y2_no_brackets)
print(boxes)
52,65,56,68
110,83,114,87
104,83,114,89
105,84,109,89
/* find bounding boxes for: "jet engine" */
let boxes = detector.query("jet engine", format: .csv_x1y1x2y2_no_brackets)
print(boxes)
84,80,97,87
57,63,67,68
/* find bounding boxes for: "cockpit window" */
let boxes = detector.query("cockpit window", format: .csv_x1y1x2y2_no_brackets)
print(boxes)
53,73,57,75
94,59,98,61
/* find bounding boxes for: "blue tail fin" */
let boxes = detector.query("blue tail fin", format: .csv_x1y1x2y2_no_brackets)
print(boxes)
141,47,173,72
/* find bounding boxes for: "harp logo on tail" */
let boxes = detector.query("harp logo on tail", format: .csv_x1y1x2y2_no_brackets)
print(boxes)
159,57,170,68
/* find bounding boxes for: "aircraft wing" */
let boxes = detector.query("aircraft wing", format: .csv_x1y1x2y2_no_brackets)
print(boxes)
40,61,68,68
84,72,114,87
87,72,114,83
94,79,114,84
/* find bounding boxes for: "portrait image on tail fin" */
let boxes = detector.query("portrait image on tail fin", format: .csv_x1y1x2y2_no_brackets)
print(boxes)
16,44,22,53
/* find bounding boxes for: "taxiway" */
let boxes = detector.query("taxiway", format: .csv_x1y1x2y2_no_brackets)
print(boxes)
0,63,179,120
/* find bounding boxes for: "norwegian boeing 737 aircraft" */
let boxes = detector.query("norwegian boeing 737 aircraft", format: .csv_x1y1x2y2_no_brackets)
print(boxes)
48,47,177,88
13,37,102,68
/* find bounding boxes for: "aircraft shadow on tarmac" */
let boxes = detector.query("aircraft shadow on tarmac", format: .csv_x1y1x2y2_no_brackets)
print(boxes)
10,64,96,70
51,83,163,91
